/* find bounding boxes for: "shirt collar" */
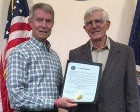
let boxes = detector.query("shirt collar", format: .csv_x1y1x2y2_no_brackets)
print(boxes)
90,36,110,51
30,37,51,51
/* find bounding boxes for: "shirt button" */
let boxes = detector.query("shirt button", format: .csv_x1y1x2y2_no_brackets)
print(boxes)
98,99,101,103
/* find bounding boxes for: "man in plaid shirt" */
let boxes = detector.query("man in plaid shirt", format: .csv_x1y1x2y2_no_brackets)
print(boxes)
6,3,77,112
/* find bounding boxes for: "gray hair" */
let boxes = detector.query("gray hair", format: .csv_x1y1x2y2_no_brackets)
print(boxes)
29,3,54,20
84,7,109,22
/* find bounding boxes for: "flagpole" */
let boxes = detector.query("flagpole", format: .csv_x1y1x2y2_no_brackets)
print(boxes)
11,0,14,15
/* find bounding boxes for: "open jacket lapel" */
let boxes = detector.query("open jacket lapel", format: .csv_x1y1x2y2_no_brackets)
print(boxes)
99,39,120,88
81,41,93,62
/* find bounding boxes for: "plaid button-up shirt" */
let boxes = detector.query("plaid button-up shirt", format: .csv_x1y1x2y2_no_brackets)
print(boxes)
6,37,62,111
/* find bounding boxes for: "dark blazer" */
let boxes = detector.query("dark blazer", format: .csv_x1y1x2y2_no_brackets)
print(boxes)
68,38,140,112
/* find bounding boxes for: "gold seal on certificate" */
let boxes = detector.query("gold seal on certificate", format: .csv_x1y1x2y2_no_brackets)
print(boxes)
76,94,83,100
62,60,102,103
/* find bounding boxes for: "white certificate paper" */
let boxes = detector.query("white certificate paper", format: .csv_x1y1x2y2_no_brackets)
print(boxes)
62,61,102,103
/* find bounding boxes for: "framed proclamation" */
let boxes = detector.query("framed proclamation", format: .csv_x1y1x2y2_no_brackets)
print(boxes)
62,60,102,103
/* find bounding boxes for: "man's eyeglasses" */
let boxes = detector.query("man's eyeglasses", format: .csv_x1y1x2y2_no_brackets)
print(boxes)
85,19,105,27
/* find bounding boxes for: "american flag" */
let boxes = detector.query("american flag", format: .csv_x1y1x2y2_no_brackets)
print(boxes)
0,0,31,111
128,0,140,106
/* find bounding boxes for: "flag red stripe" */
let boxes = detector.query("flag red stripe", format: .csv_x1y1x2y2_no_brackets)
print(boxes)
0,56,13,112
10,23,31,33
6,38,29,52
